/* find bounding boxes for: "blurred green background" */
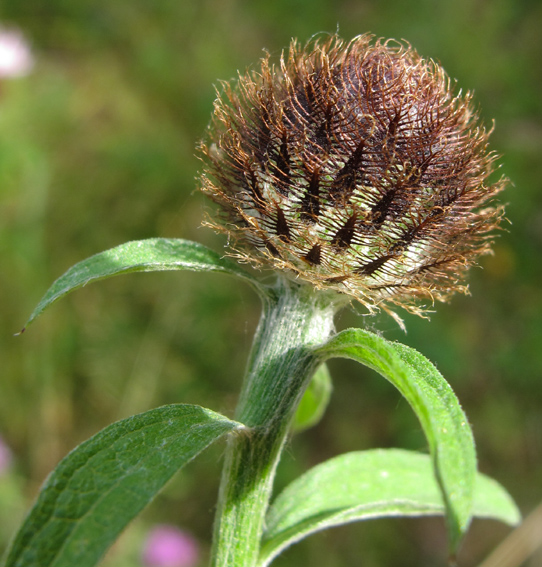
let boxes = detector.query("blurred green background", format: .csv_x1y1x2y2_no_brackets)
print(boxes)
0,0,540,565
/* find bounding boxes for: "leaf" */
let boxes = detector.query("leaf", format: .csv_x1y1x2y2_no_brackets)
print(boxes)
22,238,262,330
315,328,476,551
291,363,333,433
259,449,520,566
2,404,244,567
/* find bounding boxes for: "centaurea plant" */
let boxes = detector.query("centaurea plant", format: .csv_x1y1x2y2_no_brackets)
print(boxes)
3,34,519,567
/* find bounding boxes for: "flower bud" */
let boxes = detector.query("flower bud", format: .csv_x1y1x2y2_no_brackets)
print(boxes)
199,34,505,315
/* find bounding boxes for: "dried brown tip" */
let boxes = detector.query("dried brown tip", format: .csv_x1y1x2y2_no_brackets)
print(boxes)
198,34,507,315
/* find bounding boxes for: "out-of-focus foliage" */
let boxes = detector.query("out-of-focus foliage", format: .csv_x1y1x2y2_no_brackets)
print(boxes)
0,1,540,566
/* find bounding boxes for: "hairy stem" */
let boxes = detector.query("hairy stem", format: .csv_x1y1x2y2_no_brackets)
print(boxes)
210,277,339,567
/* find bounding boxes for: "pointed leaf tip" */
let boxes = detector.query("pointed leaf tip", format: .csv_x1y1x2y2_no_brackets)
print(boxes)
260,449,520,567
315,328,477,552
23,238,263,329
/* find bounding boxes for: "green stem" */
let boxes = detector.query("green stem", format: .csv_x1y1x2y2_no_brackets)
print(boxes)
210,277,340,567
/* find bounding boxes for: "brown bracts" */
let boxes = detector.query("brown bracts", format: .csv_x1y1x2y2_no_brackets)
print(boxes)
199,34,506,316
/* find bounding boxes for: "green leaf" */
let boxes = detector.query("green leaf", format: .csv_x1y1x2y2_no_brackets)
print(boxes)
259,449,520,566
315,328,476,551
292,363,332,433
22,238,262,330
2,404,244,567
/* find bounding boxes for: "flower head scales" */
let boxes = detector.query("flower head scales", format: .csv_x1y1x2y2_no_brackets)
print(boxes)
199,34,506,315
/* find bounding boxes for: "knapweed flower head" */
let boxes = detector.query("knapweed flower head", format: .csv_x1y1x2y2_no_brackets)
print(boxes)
0,435,13,475
0,26,33,78
142,525,199,567
199,34,505,316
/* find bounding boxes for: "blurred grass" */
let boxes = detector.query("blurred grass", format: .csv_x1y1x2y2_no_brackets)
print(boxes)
0,0,541,565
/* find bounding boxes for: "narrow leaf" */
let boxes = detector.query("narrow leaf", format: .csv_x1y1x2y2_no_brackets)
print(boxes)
22,238,262,330
292,363,332,433
315,329,476,551
259,449,520,566
2,404,244,567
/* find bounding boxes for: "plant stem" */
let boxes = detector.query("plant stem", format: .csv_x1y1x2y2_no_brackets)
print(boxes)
210,277,339,567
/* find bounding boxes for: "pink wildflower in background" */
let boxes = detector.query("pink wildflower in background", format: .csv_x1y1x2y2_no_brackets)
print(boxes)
0,435,13,475
142,524,199,567
0,27,33,78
